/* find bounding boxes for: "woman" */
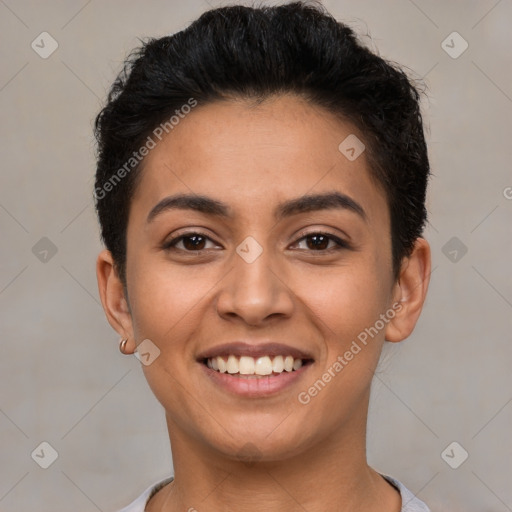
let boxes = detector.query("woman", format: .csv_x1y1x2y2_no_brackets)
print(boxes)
94,2,432,511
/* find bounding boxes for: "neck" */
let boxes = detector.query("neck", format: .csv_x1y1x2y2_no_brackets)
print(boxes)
150,395,401,512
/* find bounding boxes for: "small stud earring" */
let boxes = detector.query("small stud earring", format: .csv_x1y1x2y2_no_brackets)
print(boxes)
119,338,129,354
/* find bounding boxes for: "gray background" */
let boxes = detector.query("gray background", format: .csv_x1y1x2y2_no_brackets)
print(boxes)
1,0,511,510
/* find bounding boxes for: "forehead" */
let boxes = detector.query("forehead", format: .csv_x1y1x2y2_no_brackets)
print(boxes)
130,94,388,227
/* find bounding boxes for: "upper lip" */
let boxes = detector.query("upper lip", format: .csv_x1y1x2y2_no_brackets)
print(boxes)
196,342,315,361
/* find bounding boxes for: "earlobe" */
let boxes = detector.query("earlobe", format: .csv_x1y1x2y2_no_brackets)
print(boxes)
384,237,431,343
96,249,136,353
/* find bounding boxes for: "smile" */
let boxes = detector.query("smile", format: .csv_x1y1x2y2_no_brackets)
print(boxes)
197,341,315,396
204,354,312,377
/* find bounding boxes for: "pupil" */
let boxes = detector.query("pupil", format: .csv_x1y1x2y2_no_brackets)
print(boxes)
308,234,328,250
184,235,205,250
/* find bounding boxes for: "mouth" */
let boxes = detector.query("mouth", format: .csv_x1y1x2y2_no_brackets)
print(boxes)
196,342,315,396
202,354,314,377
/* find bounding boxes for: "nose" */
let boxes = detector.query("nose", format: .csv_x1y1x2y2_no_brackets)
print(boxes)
215,243,294,326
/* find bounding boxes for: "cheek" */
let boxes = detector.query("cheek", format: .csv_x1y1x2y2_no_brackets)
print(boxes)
125,257,210,423
296,252,391,393
291,266,389,428
126,254,208,341
301,258,390,342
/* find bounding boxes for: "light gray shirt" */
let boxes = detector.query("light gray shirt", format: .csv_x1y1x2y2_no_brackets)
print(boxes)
117,474,431,511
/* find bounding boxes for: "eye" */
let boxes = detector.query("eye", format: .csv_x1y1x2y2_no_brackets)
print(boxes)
292,231,350,252
162,230,351,254
162,231,220,252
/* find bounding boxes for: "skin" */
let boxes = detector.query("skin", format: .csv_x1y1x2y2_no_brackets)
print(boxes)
96,94,431,512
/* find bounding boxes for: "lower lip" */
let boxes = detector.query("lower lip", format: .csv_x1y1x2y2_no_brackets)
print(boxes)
199,362,312,397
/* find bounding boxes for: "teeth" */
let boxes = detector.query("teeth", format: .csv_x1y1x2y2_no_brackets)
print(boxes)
255,356,273,375
217,357,227,373
226,355,238,374
205,355,306,375
239,356,255,374
284,355,294,372
272,355,284,373
293,358,303,371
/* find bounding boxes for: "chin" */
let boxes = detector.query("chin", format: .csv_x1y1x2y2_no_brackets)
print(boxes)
201,423,313,464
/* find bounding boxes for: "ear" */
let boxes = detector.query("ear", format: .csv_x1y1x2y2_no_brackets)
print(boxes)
96,249,136,353
385,237,431,343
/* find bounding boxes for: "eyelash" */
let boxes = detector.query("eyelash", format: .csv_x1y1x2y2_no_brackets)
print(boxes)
161,230,351,254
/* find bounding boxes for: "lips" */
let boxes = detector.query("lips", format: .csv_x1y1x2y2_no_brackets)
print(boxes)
196,341,314,361
196,342,314,396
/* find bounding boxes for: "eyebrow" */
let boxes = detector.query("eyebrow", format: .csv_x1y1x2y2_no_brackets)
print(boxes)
146,191,367,224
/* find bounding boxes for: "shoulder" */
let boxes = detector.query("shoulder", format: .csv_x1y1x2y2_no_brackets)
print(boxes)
116,477,174,512
381,474,431,512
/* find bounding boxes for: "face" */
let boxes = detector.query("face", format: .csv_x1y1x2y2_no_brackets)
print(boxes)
99,94,426,462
